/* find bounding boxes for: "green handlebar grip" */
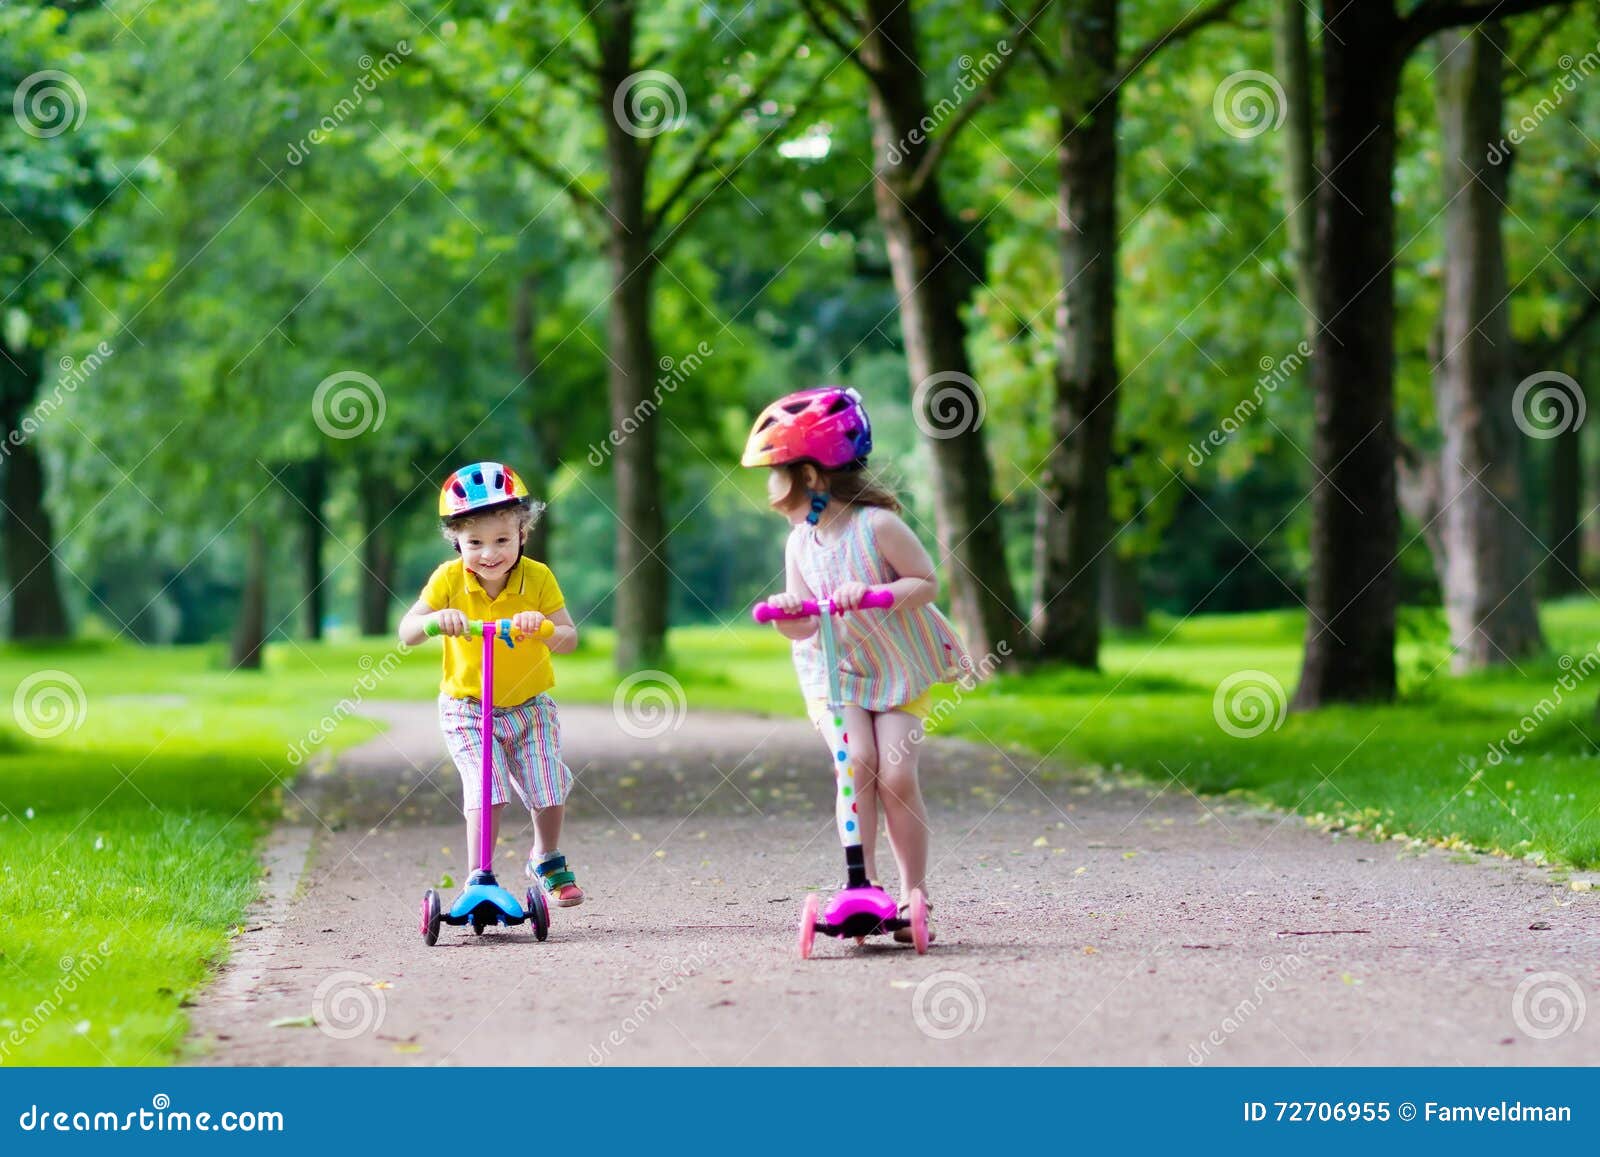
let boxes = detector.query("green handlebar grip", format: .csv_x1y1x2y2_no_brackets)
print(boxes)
424,617,556,639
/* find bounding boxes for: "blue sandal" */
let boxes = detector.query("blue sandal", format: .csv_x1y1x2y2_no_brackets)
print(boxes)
526,853,584,907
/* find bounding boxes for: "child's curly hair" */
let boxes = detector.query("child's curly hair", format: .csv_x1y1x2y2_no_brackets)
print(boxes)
439,497,547,548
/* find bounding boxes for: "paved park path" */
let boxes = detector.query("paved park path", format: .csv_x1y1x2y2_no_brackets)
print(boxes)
186,701,1599,1065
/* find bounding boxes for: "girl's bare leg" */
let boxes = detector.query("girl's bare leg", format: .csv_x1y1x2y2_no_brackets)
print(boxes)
873,710,930,897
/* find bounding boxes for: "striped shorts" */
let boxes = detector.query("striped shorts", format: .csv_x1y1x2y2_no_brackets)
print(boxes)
437,693,572,812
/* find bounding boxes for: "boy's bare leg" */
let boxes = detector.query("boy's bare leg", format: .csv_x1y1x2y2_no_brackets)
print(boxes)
531,804,565,861
464,803,507,878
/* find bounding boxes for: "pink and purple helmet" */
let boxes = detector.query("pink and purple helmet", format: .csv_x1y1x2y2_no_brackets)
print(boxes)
740,387,873,470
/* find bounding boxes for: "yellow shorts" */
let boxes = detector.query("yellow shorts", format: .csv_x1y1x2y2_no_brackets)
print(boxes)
807,687,934,726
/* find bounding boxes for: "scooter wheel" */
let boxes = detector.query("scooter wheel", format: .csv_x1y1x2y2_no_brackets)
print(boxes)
421,889,442,947
526,887,549,943
908,888,929,955
797,893,820,960
471,914,486,936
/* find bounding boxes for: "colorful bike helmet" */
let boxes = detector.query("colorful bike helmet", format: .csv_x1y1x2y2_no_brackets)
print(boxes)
438,461,530,519
740,386,872,470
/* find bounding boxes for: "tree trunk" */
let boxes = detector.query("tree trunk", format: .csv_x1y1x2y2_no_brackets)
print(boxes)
1099,548,1147,631
230,522,267,670
299,455,326,641
0,345,71,640
597,1,668,671
1429,24,1544,670
359,471,397,636
1294,0,1401,707
512,271,552,566
1030,0,1120,669
858,0,1026,659
1272,0,1317,336
1546,355,1585,595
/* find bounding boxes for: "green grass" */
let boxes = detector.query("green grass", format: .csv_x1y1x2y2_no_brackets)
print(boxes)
4,601,1599,1063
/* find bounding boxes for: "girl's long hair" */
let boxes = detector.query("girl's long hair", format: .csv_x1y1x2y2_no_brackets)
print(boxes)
771,461,901,513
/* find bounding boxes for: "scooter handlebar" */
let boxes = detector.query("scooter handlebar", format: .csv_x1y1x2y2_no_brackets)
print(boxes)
752,589,894,623
424,616,555,640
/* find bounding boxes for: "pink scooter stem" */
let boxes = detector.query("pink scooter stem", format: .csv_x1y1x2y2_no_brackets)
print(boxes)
423,616,556,873
751,588,894,622
478,624,495,872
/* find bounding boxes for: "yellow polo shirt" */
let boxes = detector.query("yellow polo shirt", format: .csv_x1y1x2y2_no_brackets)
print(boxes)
420,557,566,705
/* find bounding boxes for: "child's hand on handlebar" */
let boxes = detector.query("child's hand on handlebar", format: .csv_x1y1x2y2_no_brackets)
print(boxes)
511,611,546,638
765,592,809,617
432,610,469,637
831,582,870,611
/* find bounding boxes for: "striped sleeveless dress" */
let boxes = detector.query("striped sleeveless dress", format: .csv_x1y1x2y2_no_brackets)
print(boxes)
791,504,972,711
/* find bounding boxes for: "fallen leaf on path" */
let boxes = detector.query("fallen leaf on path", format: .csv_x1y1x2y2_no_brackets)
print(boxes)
1529,921,1553,930
270,1016,316,1029
1571,881,1593,893
1032,836,1050,847
392,1044,423,1054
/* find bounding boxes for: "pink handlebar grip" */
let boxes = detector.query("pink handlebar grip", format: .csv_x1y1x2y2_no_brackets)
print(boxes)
752,588,895,623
